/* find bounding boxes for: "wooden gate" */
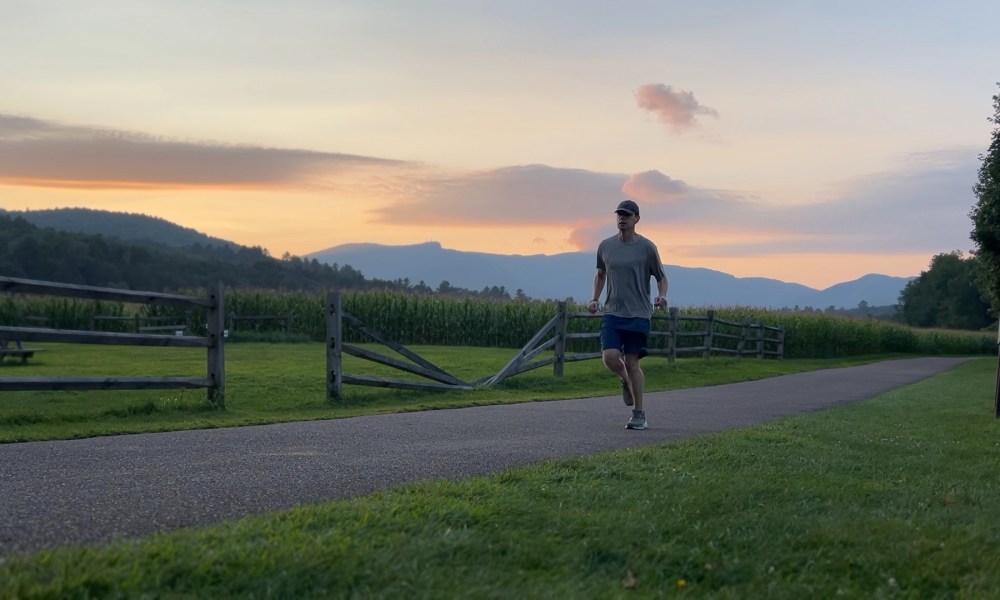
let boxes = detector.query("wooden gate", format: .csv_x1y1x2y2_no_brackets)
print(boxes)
325,292,472,399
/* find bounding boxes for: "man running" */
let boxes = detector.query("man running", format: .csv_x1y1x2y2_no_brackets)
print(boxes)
587,199,668,430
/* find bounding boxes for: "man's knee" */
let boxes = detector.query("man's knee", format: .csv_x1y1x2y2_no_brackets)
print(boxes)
622,354,642,373
602,349,623,369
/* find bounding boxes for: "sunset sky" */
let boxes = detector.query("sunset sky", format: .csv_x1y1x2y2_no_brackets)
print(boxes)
2,0,998,289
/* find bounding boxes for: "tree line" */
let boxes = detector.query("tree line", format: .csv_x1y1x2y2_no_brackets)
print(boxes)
969,82,1000,322
0,214,525,301
897,251,992,330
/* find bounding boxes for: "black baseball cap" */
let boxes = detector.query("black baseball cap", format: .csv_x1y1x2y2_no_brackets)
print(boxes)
615,200,639,216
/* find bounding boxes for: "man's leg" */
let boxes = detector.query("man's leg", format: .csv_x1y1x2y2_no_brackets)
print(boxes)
602,348,629,380
602,348,634,405
622,353,644,411
600,319,629,385
619,327,649,429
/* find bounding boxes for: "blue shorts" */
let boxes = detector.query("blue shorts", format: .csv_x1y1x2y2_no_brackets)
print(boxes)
600,315,650,358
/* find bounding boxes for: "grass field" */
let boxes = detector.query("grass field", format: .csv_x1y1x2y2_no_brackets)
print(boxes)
0,342,908,443
1,357,997,598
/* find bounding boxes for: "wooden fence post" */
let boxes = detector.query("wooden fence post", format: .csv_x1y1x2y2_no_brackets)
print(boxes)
704,310,716,359
776,328,785,360
756,323,765,359
553,301,568,377
326,291,343,400
738,320,749,357
667,306,678,363
206,281,226,408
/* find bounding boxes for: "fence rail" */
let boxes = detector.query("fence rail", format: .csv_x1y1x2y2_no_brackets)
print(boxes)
483,305,784,386
0,276,226,406
326,296,785,395
91,314,191,334
326,291,472,399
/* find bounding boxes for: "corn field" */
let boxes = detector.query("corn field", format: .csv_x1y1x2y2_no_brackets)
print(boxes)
0,290,994,358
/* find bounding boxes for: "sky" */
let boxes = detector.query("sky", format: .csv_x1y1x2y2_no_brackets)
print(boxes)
1,0,998,289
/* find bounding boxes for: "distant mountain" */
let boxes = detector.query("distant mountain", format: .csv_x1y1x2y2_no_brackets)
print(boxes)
307,241,912,308
0,208,237,249
792,274,913,309
4,207,912,307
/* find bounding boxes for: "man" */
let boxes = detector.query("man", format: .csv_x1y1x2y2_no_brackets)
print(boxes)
587,199,668,430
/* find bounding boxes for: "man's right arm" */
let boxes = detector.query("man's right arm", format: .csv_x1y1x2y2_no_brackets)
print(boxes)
589,269,606,313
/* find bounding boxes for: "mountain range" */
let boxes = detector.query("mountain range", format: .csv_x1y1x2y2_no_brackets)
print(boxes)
308,242,914,309
3,208,913,308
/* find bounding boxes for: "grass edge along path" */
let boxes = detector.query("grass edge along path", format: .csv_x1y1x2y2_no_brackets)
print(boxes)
2,358,998,598
1,344,918,443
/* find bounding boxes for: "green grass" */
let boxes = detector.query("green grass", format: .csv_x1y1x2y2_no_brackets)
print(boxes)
2,358,997,598
1,342,906,442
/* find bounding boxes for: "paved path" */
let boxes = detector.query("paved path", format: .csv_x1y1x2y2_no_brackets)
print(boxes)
0,357,969,557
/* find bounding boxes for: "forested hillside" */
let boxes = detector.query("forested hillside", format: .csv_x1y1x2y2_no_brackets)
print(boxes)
0,208,235,249
0,214,377,292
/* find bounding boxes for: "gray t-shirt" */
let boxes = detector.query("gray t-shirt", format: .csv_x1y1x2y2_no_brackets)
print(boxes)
596,234,666,320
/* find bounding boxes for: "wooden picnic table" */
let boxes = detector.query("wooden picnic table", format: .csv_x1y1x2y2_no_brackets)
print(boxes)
0,339,45,364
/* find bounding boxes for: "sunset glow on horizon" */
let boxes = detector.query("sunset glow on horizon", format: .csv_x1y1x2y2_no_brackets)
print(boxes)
2,1,997,289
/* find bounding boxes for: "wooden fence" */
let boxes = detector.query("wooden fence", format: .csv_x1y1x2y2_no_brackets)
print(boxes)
486,305,784,386
328,296,784,394
326,291,472,399
0,276,226,406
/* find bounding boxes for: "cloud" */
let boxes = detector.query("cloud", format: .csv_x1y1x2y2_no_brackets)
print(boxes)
635,83,719,132
638,149,979,257
4,115,974,263
368,162,761,249
0,114,406,190
371,164,628,225
567,223,608,252
621,170,690,201
410,151,977,258
239,136,986,256
776,151,977,253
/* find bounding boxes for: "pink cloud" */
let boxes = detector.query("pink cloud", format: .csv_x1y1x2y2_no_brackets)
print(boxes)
622,170,689,202
567,224,606,252
635,83,718,132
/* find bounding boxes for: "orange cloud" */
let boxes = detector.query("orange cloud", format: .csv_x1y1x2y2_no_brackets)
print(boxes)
0,114,406,190
635,83,718,132
622,170,689,201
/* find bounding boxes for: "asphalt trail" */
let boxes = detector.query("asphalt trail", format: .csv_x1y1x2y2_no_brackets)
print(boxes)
0,357,969,557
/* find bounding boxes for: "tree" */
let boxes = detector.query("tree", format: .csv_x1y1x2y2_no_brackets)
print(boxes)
970,82,1000,313
898,251,991,330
